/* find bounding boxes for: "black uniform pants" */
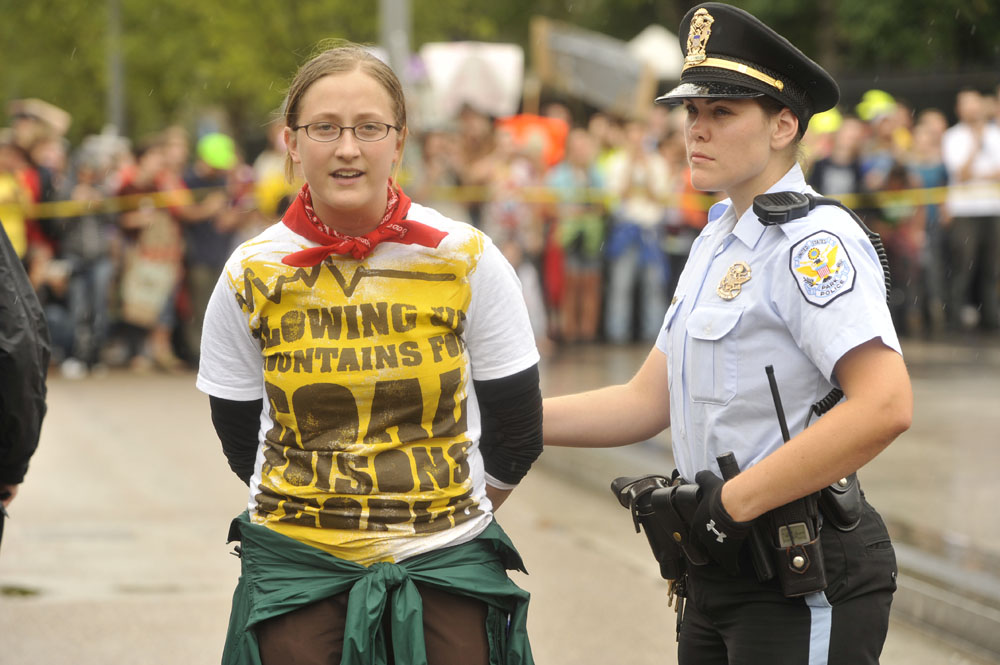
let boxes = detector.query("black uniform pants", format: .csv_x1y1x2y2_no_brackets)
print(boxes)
678,499,896,665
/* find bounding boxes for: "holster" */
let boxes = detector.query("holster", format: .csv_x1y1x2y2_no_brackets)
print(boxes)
612,473,837,598
819,472,863,531
611,474,708,579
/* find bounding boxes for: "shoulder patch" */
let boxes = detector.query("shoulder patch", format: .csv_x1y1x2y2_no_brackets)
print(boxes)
788,231,855,307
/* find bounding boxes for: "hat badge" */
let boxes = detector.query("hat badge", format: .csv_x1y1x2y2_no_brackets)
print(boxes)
685,8,715,66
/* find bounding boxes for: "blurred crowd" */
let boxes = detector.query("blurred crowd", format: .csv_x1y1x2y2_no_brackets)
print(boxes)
0,100,271,378
2,84,1000,380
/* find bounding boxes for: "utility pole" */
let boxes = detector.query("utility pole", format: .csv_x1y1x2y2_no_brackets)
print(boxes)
379,0,411,87
107,0,125,135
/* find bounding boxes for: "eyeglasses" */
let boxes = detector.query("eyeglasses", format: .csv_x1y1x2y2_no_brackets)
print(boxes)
293,121,400,143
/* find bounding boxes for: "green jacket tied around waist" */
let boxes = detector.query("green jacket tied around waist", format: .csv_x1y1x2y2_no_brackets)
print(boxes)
222,511,534,665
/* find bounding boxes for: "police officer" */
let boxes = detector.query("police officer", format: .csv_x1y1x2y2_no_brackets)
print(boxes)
544,3,912,663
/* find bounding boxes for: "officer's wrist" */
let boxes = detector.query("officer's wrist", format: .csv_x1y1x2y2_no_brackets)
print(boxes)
720,481,754,523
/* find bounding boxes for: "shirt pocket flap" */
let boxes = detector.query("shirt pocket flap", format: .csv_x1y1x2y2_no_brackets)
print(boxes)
685,305,743,341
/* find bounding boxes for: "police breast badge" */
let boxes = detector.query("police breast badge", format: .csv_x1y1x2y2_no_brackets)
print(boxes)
717,261,751,300
790,231,855,307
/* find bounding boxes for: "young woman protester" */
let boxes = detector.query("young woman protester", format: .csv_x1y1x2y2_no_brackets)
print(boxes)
544,4,912,664
196,43,542,665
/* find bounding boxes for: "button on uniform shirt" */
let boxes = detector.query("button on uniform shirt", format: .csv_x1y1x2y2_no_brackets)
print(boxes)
655,165,901,481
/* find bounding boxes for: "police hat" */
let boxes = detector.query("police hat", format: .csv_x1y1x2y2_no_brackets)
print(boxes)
655,3,839,132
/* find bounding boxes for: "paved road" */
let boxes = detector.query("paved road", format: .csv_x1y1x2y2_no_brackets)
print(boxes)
0,339,996,664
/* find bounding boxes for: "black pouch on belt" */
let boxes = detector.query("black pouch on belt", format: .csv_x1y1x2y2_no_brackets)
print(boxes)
818,472,863,531
651,482,710,567
763,493,828,597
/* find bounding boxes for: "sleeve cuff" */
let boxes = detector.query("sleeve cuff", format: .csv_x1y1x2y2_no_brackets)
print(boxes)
485,473,518,491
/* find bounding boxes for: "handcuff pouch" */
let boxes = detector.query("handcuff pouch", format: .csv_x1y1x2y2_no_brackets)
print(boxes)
819,472,863,532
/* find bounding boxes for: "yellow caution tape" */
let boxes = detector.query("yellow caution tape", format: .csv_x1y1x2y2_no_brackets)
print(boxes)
3,181,997,221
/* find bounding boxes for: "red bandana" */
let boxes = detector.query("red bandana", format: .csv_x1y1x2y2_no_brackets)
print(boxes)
281,182,447,266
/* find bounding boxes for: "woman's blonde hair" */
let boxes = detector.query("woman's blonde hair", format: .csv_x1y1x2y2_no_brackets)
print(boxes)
282,40,407,182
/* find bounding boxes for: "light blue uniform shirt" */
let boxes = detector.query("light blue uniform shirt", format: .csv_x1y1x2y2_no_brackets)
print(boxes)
655,164,901,481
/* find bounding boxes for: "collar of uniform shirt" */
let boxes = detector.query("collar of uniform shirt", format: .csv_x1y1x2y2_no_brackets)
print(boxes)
705,163,812,250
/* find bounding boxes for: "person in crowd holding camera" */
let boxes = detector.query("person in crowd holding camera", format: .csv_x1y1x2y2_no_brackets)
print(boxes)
196,42,541,664
544,4,911,663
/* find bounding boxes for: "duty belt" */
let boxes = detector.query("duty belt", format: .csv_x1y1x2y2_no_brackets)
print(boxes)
611,464,853,599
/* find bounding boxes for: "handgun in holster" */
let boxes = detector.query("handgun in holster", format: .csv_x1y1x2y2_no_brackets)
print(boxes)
610,473,708,582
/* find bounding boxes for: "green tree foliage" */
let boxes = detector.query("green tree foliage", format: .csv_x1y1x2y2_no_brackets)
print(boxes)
739,0,1000,73
0,0,108,140
0,0,380,144
2,0,996,147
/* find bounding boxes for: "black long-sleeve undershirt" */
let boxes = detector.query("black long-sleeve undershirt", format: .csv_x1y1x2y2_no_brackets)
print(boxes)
207,363,543,488
472,364,543,486
209,396,260,485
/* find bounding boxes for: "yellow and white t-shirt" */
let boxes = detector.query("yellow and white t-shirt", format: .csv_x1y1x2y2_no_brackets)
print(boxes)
197,203,539,564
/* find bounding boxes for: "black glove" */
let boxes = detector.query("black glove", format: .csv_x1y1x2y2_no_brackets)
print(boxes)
690,470,752,575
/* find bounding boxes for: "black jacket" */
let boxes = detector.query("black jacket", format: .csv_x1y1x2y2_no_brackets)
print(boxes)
0,222,50,486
